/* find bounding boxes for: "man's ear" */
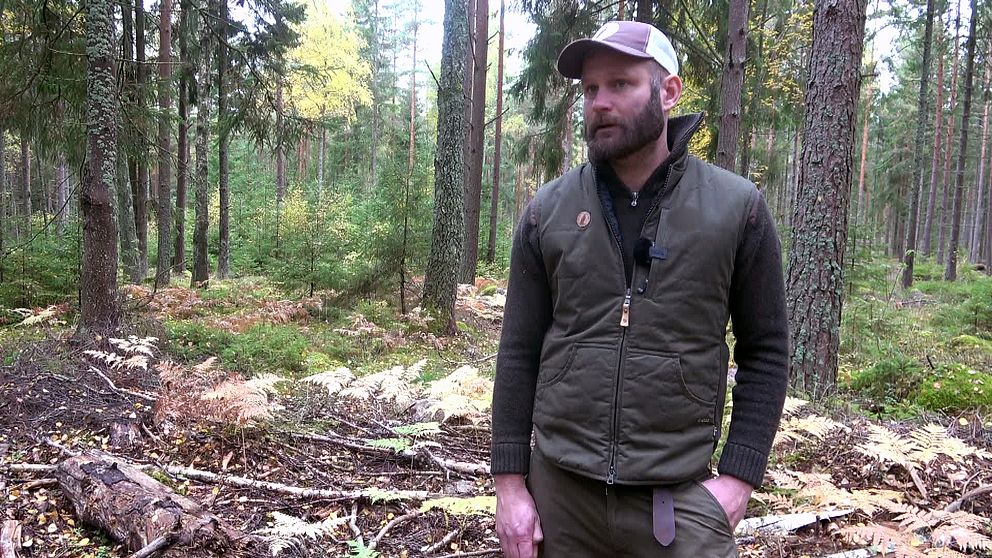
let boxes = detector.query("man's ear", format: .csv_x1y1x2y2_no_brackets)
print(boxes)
661,74,683,112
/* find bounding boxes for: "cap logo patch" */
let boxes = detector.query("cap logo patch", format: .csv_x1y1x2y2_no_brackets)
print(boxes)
576,211,592,229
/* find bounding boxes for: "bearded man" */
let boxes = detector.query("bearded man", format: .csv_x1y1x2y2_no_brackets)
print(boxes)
490,20,789,558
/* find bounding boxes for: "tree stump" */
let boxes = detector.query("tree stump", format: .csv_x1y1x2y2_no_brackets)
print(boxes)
55,451,251,556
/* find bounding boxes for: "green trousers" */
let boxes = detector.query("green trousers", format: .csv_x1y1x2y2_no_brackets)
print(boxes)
527,450,739,558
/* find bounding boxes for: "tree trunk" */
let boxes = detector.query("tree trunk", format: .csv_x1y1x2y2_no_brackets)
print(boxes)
276,81,286,204
900,0,935,289
969,41,991,264
486,0,505,264
944,0,977,282
401,10,419,315
134,0,149,279
18,135,31,239
192,0,212,288
462,0,475,209
368,0,381,191
318,127,326,200
636,0,652,22
855,77,873,225
116,151,140,285
460,0,488,284
423,0,468,333
922,19,946,257
216,0,230,279
715,0,748,171
175,74,189,274
56,452,246,554
937,2,961,265
156,0,173,287
79,0,121,333
0,129,6,283
785,0,866,399
55,154,69,236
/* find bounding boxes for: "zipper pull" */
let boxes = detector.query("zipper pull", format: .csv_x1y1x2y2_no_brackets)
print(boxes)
607,463,617,485
630,191,639,207
620,289,631,327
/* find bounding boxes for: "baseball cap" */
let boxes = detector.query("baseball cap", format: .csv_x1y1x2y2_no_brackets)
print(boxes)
557,20,679,79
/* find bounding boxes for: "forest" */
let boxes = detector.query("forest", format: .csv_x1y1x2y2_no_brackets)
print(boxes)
1,0,991,556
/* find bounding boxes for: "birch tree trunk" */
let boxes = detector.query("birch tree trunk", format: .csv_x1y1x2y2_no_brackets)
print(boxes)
79,0,121,333
901,0,935,288
155,0,174,287
423,0,468,333
486,0,505,264
785,0,866,398
943,0,976,282
715,0,748,171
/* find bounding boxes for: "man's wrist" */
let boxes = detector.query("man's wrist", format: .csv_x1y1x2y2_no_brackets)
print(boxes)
494,473,527,492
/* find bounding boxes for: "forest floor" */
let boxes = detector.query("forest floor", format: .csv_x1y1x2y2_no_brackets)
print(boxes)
1,278,991,558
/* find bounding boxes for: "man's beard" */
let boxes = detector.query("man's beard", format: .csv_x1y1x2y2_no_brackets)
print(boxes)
585,88,666,165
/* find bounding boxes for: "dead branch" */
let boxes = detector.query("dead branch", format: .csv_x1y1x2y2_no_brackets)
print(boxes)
422,528,459,554
19,478,58,490
945,483,992,512
2,463,57,474
126,532,178,558
369,511,421,550
0,521,22,558
908,467,930,501
434,547,501,557
163,464,440,501
88,365,158,403
424,447,489,477
348,503,363,547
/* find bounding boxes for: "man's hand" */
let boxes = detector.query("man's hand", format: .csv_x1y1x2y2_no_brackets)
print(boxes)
701,474,752,529
495,474,543,558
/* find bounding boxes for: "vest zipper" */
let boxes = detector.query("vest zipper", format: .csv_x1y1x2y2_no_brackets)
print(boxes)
630,191,639,207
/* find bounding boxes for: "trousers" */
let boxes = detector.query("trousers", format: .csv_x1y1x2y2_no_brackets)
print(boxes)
527,449,739,557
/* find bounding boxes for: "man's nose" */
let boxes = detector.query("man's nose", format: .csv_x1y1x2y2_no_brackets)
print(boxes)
588,91,614,112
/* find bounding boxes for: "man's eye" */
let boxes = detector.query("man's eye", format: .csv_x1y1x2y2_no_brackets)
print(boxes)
616,80,628,88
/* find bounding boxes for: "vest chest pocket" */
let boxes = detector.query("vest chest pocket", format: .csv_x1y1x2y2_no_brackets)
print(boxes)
619,349,715,435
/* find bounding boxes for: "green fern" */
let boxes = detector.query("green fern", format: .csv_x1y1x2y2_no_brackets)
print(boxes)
367,437,412,453
347,540,380,558
393,422,442,438
363,488,406,504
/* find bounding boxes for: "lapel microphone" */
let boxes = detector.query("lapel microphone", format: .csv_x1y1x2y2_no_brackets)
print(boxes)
633,238,668,268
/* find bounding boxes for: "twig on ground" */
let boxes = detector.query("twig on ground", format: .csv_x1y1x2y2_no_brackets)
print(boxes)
126,532,178,558
18,478,58,490
908,467,930,501
369,510,422,550
434,350,498,367
421,528,459,554
348,503,363,547
2,464,57,474
88,366,157,403
433,550,501,558
39,436,80,457
423,447,489,477
141,423,163,445
945,483,992,512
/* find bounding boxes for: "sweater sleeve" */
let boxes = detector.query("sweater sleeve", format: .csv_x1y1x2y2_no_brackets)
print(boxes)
717,192,789,488
490,200,554,475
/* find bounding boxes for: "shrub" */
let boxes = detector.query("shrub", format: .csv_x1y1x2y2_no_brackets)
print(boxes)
221,324,310,376
913,363,992,412
165,321,235,362
846,355,927,403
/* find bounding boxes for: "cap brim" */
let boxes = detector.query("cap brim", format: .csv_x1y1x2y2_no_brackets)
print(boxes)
556,38,656,79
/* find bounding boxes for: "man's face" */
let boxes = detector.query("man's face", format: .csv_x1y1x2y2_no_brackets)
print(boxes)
581,50,667,165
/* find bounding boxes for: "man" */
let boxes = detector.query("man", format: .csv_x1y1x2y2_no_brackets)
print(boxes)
490,20,789,558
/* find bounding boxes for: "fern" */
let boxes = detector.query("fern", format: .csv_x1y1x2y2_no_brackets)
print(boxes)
15,306,62,327
781,396,809,417
908,423,991,463
108,336,158,356
367,437,412,453
420,496,496,516
393,422,442,438
841,524,927,558
855,424,922,469
346,540,380,558
301,367,355,395
424,365,493,423
363,488,406,504
256,512,348,556
774,415,848,446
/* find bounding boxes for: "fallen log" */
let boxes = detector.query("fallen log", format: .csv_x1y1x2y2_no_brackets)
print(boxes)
0,521,21,558
55,451,253,557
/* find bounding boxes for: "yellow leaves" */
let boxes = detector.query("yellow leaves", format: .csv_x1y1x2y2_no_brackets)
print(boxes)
287,3,372,120
420,496,496,517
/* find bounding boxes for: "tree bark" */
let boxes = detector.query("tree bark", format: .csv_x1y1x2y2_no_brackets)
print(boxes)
156,0,174,287
216,0,230,279
937,2,961,265
785,0,866,399
367,0,381,191
900,0,935,289
636,0,652,22
486,0,505,264
460,0,489,284
0,129,6,283
943,0,977,282
969,41,991,264
116,152,140,285
401,10,419,315
855,76,873,225
18,135,30,239
423,0,468,333
79,0,121,333
922,18,946,257
134,0,150,279
192,0,212,288
55,452,246,554
715,0,748,171
174,0,192,275
55,154,69,236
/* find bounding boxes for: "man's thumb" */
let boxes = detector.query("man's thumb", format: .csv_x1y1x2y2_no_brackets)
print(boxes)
532,518,544,543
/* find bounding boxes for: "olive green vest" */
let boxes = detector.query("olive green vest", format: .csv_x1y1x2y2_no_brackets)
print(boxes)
531,145,758,485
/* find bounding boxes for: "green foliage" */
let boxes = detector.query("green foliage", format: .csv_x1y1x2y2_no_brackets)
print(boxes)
0,223,81,308
165,321,236,362
221,324,310,376
846,356,926,404
346,540,380,558
913,364,992,412
420,496,496,516
366,437,411,452
929,280,992,338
